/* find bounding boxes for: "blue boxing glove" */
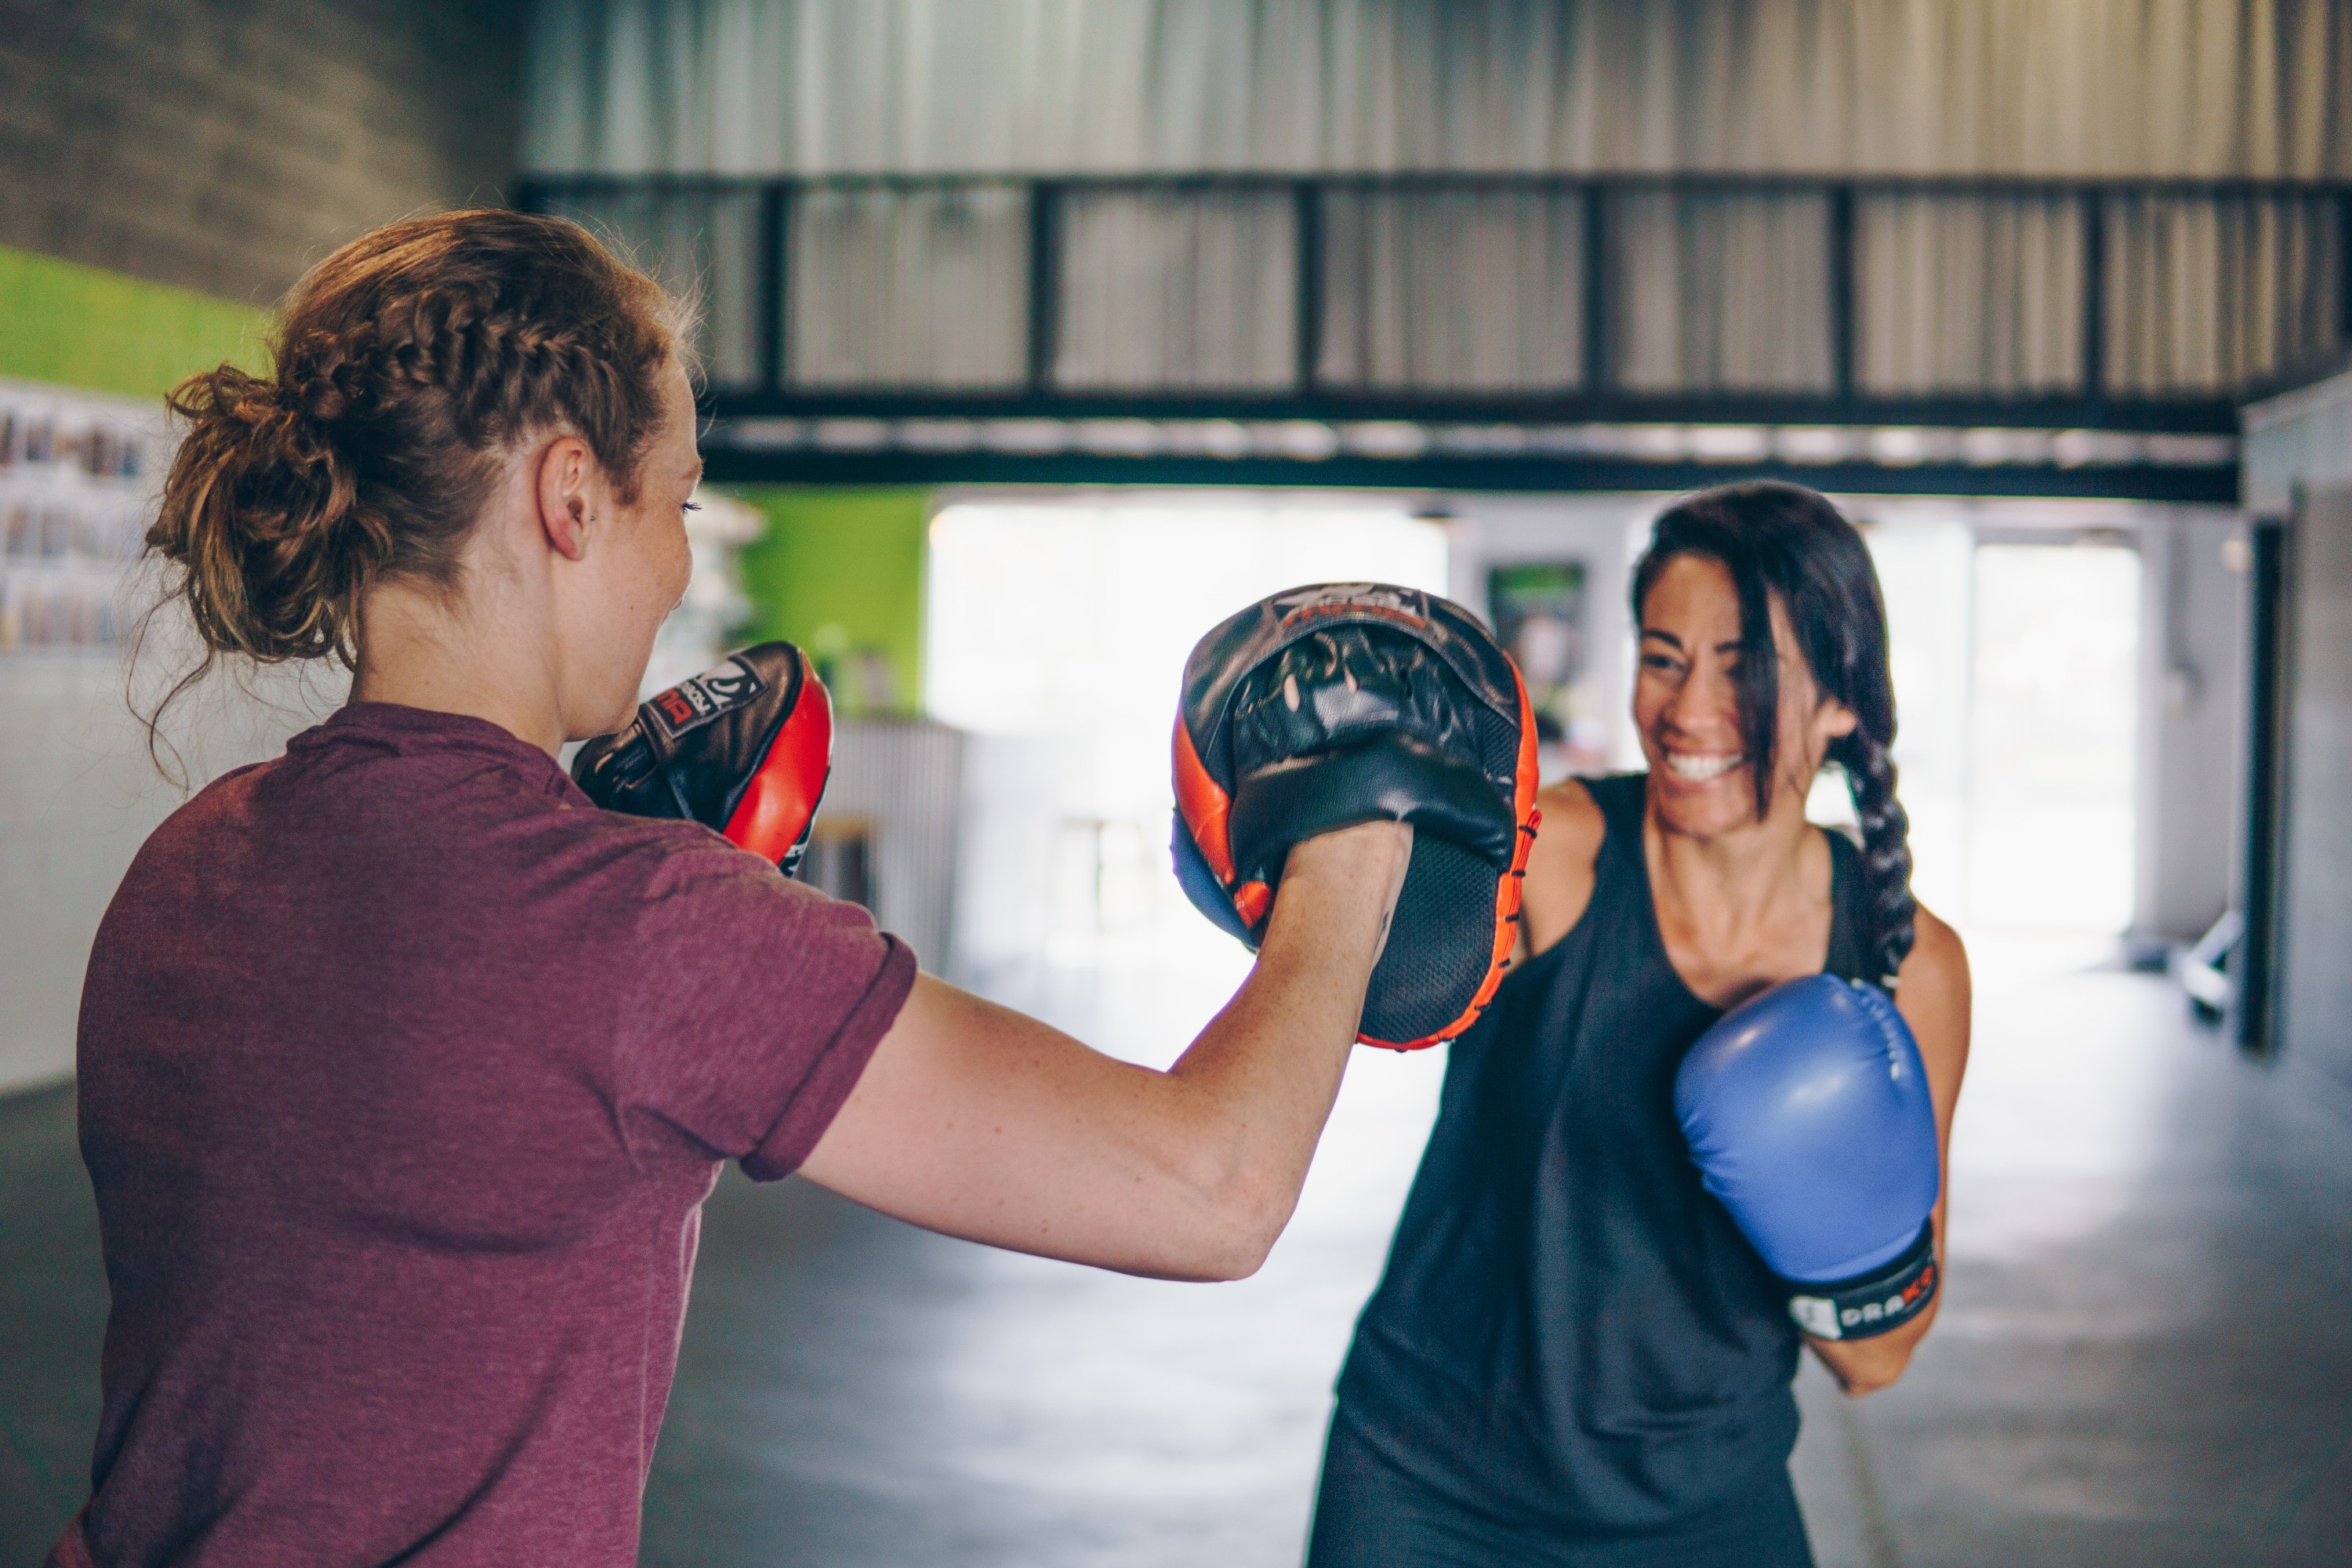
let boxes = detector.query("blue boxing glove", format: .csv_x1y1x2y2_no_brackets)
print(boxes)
1675,975,1941,1341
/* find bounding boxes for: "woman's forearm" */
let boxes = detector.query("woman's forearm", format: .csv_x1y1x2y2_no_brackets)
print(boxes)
1806,1297,1934,1395
1813,913,1969,1396
1806,1203,1947,1396
1145,822,1413,1269
797,821,1410,1280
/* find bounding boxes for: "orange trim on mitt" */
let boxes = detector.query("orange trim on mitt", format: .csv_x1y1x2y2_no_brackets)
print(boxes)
1508,664,1541,829
1172,717,1238,884
723,665,836,862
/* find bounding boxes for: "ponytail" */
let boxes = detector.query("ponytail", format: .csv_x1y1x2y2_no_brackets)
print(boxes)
153,363,383,670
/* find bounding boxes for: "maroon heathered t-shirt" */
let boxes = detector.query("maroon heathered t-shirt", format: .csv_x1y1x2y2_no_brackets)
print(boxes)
65,702,916,1568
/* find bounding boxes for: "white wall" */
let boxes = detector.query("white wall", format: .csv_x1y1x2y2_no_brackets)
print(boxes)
0,652,334,1094
2245,368,2352,1086
2278,487,2352,1083
2136,510,2252,940
2,376,344,1095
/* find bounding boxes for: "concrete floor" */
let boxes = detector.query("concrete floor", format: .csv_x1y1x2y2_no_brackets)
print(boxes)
4,935,2350,1566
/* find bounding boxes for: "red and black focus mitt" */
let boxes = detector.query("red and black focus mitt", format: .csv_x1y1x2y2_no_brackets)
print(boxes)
1172,584,1539,1050
572,642,834,877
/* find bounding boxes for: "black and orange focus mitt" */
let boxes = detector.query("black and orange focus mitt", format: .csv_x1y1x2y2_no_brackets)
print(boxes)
1172,584,1539,1050
572,642,834,877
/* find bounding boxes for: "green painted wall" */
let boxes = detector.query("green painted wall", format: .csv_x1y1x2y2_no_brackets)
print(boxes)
729,488,930,717
0,245,268,400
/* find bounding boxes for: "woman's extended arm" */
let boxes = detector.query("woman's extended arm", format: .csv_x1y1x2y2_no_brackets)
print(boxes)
796,820,1413,1283
1805,906,1973,1395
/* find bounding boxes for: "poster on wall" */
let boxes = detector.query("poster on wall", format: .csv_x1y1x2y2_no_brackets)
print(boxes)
1488,560,1610,778
0,379,175,654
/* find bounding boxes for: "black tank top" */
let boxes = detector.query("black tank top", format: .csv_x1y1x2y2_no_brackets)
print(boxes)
1329,772,1872,1534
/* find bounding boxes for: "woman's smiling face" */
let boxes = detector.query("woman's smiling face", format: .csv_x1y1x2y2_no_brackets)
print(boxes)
1633,551,1854,840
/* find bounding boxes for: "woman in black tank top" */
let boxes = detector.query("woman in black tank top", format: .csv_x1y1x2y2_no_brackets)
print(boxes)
1309,484,1973,1567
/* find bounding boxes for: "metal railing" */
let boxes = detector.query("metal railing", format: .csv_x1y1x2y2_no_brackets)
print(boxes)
520,170,2352,436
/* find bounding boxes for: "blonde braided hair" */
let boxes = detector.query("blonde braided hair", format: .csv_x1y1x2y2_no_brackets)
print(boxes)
143,209,687,764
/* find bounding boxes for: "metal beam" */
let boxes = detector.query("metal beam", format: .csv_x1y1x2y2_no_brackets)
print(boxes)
525,170,2352,200
699,446,2239,504
2340,193,2352,346
699,387,2240,434
524,169,2336,443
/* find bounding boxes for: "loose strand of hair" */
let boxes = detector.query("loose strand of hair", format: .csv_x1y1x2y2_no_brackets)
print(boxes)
126,589,210,792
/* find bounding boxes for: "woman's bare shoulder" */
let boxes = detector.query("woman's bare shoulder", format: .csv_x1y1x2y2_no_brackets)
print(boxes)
1519,777,1610,956
1534,777,1607,858
1899,902,1969,1005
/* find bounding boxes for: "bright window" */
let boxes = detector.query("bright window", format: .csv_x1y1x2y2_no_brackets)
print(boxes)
1967,542,2142,931
927,499,1450,821
927,497,1450,966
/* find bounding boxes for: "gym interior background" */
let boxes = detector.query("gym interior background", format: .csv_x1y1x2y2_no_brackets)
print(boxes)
2,2,2349,1564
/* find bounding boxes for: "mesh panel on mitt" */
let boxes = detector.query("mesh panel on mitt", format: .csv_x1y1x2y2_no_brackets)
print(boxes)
1359,836,1501,1046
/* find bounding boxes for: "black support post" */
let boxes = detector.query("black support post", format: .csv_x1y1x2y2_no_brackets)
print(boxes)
2339,193,2352,345
1581,183,1610,393
1027,182,1061,394
1295,181,1325,394
759,183,789,393
2234,514,2293,1058
2082,191,2107,401
1828,184,1857,401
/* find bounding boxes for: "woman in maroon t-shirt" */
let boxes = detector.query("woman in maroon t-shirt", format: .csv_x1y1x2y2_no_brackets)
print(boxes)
60,212,1410,1568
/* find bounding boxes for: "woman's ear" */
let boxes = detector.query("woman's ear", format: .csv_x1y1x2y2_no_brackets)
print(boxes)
534,435,599,563
1815,696,1860,743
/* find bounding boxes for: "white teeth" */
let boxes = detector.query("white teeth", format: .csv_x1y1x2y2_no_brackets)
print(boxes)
1667,751,1742,782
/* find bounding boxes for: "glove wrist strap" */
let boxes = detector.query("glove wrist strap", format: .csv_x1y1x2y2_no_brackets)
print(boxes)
1786,1221,1937,1341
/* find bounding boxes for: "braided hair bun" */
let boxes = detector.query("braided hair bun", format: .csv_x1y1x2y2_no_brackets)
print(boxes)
1631,481,1918,988
143,210,685,749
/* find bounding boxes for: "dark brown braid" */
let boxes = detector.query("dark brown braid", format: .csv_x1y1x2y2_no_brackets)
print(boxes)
1631,481,1918,988
1831,728,1918,983
140,210,687,770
